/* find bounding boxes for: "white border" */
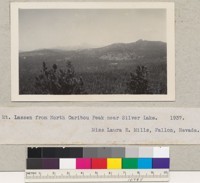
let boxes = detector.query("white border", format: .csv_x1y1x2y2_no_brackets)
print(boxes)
11,2,175,101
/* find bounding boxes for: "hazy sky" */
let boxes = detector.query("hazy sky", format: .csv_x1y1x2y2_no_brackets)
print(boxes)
19,9,166,51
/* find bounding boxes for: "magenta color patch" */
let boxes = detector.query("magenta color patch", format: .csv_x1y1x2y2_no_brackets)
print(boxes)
76,158,91,169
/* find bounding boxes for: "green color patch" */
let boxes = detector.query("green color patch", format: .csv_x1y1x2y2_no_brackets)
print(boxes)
122,158,138,169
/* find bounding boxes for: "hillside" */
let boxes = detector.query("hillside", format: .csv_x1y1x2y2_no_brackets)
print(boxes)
20,40,166,63
19,40,167,95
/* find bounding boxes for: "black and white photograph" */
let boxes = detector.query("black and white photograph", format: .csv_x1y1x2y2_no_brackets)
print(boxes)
11,2,175,101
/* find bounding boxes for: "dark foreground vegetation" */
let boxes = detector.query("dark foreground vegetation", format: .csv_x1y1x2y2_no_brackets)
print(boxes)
19,60,167,95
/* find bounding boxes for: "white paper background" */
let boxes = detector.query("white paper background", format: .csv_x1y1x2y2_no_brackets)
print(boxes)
0,0,200,171
0,0,200,107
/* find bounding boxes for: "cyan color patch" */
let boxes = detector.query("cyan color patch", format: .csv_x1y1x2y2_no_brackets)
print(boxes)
138,158,152,169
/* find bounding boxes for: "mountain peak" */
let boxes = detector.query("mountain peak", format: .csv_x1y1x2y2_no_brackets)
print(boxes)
136,39,144,42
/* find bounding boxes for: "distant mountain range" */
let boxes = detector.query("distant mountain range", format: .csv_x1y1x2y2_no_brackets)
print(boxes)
20,40,166,62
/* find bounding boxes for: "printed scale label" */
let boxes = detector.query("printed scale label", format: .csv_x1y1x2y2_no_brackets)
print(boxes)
25,169,169,182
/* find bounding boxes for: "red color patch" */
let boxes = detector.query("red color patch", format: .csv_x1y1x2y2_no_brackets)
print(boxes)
92,158,107,169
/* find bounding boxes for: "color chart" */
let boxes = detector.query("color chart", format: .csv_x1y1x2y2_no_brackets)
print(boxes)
26,147,170,182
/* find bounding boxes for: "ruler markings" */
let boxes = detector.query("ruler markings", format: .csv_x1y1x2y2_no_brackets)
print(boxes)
25,169,169,182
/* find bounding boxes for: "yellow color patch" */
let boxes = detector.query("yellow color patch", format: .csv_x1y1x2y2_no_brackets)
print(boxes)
107,158,122,169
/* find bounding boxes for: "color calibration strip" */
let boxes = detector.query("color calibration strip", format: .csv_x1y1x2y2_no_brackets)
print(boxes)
26,147,169,182
27,147,170,170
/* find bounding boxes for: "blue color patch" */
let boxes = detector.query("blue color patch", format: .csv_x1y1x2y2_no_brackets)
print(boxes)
138,158,152,169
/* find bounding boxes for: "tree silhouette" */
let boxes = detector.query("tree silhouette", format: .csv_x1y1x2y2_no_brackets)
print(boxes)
35,61,85,94
127,65,149,94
